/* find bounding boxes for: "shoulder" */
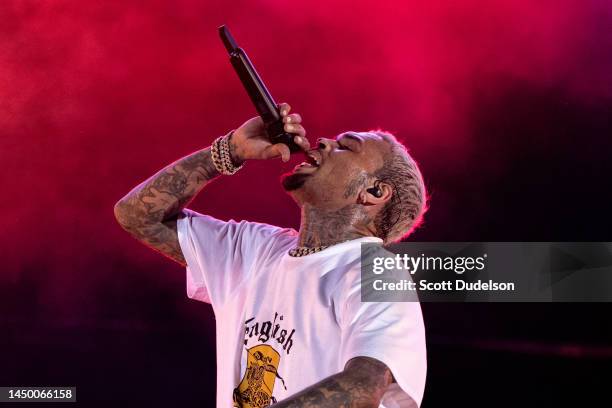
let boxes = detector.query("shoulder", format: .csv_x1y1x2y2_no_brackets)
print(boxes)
180,209,297,240
332,243,398,300
178,208,298,258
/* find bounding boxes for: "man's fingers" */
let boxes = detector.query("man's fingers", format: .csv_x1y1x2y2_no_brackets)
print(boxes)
283,113,302,124
265,143,291,162
284,123,306,138
278,103,291,116
276,143,291,162
293,135,311,152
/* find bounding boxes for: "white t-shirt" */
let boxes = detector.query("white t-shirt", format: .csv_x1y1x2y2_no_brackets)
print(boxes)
177,209,427,408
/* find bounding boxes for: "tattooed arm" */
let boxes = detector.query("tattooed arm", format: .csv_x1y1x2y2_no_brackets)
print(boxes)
113,103,308,265
113,147,220,266
272,356,393,408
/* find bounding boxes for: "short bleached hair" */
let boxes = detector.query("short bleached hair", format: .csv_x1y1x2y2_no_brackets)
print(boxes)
369,130,428,243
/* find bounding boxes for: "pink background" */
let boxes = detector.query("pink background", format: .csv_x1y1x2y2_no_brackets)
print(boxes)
1,1,611,406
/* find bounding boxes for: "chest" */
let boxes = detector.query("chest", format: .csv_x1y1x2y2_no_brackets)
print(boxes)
237,262,345,355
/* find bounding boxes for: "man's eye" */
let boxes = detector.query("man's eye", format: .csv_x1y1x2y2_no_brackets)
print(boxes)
338,143,350,150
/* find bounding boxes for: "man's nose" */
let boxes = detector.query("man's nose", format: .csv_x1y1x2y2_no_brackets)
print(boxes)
317,138,336,151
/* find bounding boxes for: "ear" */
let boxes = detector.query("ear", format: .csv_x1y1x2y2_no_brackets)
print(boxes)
359,181,393,206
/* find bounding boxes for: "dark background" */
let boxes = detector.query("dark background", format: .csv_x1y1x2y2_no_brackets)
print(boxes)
1,0,611,406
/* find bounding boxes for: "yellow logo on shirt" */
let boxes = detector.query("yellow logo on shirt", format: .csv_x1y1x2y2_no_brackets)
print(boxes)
233,345,285,408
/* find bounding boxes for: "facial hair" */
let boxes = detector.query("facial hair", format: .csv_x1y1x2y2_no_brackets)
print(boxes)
280,172,311,191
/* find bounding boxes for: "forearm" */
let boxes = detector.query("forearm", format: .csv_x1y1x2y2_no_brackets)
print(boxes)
115,146,219,224
113,146,220,263
273,357,392,408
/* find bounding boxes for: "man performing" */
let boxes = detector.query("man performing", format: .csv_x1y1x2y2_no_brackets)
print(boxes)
114,103,428,408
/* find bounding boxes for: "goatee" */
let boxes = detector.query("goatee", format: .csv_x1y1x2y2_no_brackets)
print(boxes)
281,172,310,191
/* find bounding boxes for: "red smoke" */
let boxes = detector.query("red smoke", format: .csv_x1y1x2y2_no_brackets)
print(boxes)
1,0,611,320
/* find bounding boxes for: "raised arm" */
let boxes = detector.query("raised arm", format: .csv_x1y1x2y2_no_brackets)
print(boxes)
113,103,309,265
272,356,393,408
113,146,219,265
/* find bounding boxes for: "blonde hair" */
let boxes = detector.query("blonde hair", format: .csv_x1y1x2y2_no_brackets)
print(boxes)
369,130,428,243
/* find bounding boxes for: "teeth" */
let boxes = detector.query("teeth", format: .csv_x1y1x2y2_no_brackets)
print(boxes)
307,153,320,166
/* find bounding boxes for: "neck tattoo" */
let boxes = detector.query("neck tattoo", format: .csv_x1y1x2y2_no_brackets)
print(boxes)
290,204,374,257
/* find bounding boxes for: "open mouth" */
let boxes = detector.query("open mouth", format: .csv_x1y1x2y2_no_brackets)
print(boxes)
294,151,321,171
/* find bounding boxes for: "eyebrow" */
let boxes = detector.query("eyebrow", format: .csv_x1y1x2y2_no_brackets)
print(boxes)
337,132,364,145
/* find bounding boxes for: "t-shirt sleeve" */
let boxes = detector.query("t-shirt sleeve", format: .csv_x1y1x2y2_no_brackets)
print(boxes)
176,208,292,310
338,271,427,408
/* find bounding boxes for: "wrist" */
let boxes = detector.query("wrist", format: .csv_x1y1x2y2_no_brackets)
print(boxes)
210,131,245,176
227,130,246,166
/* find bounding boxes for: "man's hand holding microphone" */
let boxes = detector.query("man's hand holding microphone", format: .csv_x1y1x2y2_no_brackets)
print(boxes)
230,102,310,165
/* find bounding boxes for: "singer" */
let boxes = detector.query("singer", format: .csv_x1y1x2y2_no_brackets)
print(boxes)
114,104,428,408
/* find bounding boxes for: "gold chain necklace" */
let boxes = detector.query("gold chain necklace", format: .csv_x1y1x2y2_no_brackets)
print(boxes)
288,239,354,257
288,245,330,257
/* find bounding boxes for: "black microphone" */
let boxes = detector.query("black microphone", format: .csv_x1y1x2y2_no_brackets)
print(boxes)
219,25,300,153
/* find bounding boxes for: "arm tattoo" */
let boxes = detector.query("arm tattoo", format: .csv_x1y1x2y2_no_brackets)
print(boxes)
114,147,220,265
273,356,393,408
